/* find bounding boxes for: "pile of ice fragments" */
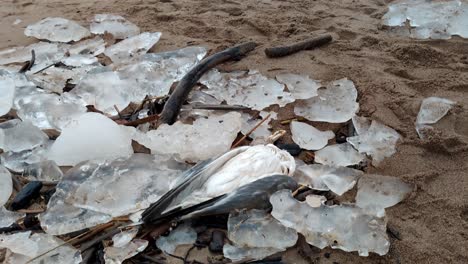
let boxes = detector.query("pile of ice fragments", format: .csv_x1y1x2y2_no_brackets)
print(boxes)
0,12,455,264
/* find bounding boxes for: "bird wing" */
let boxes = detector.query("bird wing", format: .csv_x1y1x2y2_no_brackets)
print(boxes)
142,147,248,223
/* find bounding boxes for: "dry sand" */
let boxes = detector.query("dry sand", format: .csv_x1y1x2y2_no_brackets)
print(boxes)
1,0,467,263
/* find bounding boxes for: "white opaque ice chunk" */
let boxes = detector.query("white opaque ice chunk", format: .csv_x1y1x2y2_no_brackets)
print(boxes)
0,120,49,152
48,113,134,166
0,165,13,206
415,97,455,138
104,239,148,264
347,116,400,166
356,174,412,217
290,121,334,150
294,164,363,195
270,190,390,257
23,160,63,182
276,73,321,100
104,32,161,63
201,69,295,111
156,224,197,254
0,207,25,228
138,112,242,162
40,154,186,235
294,78,358,123
382,0,468,39
90,14,140,39
314,143,365,167
25,17,90,43
0,231,82,264
224,209,297,261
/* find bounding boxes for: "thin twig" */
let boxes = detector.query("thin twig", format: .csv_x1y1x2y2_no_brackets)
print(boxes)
191,104,250,111
19,49,35,73
79,225,123,252
232,113,271,148
183,245,197,264
122,114,159,127
16,208,45,214
70,222,114,246
265,34,332,58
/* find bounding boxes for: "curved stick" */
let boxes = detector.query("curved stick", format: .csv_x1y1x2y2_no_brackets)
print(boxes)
264,34,332,58
158,42,256,125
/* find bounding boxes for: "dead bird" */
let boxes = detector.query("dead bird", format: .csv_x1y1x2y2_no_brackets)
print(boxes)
142,144,296,223
144,174,299,223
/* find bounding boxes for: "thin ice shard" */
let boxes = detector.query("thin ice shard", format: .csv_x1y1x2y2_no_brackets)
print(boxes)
415,97,455,138
0,120,49,152
112,228,139,248
138,112,242,162
104,239,148,264
276,73,321,100
294,78,358,123
15,88,87,130
0,231,82,264
48,113,134,166
0,77,15,116
314,143,365,167
23,160,63,182
270,190,390,257
0,207,25,228
67,36,106,56
40,154,186,235
90,14,140,39
347,116,400,166
294,164,363,195
382,0,468,39
25,17,90,42
356,174,412,217
224,209,297,261
290,121,334,150
72,71,139,115
104,32,161,63
61,55,98,67
201,69,295,110
0,142,52,173
0,165,13,206
156,223,197,254
117,46,207,97
27,66,83,93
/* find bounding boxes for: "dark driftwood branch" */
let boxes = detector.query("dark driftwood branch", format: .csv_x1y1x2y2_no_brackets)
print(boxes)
19,49,35,73
158,42,256,125
264,34,332,58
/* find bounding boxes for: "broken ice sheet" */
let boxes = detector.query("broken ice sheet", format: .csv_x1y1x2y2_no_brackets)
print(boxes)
0,207,24,228
0,42,67,72
382,0,468,39
201,69,295,111
61,55,98,67
0,142,52,173
290,121,334,150
137,112,242,162
356,174,412,217
27,66,92,93
117,46,207,97
294,164,363,195
0,165,13,206
415,97,455,139
0,75,16,116
112,228,139,248
156,223,197,254
0,231,82,264
314,143,365,167
90,14,140,39
25,17,90,42
67,36,106,56
15,87,87,130
23,160,63,182
104,32,161,63
104,239,148,264
40,154,187,235
276,73,321,100
48,112,134,166
347,116,400,166
294,78,358,123
0,119,49,152
224,209,297,261
270,190,390,257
